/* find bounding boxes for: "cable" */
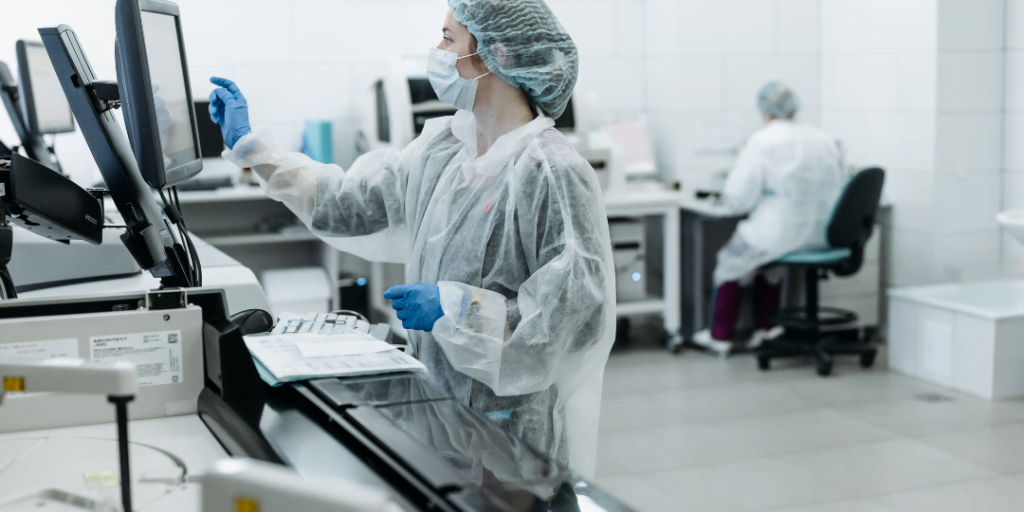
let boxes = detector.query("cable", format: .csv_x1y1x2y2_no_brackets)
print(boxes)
158,188,197,287
329,310,368,323
172,186,201,286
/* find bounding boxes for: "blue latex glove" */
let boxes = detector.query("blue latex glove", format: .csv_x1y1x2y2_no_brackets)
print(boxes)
384,284,444,332
208,77,252,149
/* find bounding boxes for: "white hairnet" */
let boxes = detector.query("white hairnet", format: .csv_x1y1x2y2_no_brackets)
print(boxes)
757,81,801,119
448,0,579,120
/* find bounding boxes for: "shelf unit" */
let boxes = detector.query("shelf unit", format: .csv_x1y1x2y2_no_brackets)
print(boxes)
174,186,351,311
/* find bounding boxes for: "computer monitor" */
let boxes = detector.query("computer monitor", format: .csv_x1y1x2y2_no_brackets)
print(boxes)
553,97,575,131
194,100,225,158
0,58,63,173
39,17,195,288
115,0,202,189
16,41,75,136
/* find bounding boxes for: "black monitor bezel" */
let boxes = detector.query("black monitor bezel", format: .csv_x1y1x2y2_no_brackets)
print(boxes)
15,40,75,135
116,0,202,189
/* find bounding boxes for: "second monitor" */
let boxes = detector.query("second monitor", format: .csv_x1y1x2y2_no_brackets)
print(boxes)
116,0,203,189
16,40,75,137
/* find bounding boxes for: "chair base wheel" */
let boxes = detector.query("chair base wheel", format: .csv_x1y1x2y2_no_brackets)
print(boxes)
757,356,770,371
860,351,877,369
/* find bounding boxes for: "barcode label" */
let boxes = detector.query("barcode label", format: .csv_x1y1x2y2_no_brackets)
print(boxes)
90,330,183,387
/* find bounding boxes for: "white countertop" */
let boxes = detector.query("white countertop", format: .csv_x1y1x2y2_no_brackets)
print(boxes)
603,183,739,218
0,415,223,511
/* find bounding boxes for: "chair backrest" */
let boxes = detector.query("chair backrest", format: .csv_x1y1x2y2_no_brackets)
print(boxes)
826,168,885,275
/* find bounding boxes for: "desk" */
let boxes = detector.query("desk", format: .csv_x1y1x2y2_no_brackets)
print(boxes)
677,196,746,348
674,198,893,349
604,189,685,346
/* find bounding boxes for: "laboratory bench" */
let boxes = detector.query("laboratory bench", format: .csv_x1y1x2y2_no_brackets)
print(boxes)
0,267,635,511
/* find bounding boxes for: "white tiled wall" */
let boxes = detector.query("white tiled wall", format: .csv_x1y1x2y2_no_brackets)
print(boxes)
643,0,824,188
0,0,1017,294
1005,0,1024,262
0,0,646,185
822,0,1010,288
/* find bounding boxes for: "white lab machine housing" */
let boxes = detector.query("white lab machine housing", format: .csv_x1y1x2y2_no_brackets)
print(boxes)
356,57,629,191
261,267,332,317
357,56,456,155
888,280,1024,400
8,225,142,293
609,218,647,303
202,458,391,512
0,301,204,432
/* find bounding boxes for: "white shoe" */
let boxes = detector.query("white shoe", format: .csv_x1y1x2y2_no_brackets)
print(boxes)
692,329,732,357
747,325,785,350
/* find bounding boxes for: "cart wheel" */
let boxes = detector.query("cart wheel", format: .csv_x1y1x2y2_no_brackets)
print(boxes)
860,351,877,369
615,318,631,345
757,356,770,371
816,357,834,377
667,334,685,355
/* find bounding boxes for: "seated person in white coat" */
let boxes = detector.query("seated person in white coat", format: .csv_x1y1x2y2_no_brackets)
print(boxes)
692,82,846,356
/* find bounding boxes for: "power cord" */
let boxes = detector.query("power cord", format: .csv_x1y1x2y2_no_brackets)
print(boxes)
158,188,202,287
172,187,202,287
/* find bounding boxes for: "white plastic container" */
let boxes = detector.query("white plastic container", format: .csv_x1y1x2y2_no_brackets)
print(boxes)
261,267,332,317
888,280,1024,399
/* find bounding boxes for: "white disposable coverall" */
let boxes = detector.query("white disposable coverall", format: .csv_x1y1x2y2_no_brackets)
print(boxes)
714,120,846,285
224,110,616,477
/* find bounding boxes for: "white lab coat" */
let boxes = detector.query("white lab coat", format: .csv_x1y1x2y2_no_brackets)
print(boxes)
714,120,846,285
223,110,616,478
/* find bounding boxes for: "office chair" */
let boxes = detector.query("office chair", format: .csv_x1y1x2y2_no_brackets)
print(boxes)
757,168,885,376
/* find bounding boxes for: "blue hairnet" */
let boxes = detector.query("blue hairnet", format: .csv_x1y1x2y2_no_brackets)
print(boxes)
448,0,578,120
757,82,801,119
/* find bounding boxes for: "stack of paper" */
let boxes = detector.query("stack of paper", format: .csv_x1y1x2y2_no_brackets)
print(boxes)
244,313,425,385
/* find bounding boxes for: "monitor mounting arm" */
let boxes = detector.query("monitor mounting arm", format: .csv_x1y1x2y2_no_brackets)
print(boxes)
0,153,106,299
86,80,121,112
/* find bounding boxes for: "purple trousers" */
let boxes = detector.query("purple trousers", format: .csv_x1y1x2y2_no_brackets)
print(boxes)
710,273,782,341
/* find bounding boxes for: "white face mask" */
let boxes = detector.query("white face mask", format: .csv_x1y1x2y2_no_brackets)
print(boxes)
427,47,491,111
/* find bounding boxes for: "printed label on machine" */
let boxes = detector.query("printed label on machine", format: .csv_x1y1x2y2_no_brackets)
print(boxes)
89,331,183,387
0,338,79,361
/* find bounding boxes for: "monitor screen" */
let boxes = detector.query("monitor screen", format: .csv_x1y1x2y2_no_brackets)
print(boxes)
22,42,74,134
140,11,198,171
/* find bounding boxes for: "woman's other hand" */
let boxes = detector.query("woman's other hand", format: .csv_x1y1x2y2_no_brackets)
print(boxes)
384,283,445,332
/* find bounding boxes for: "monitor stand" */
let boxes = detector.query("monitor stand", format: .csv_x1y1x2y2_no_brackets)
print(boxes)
0,221,14,299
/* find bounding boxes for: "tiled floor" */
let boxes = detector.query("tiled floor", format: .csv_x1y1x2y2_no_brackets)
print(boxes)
595,336,1024,512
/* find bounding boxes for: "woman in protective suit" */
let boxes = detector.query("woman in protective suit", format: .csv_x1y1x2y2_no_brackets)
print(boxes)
208,0,616,478
691,82,846,356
